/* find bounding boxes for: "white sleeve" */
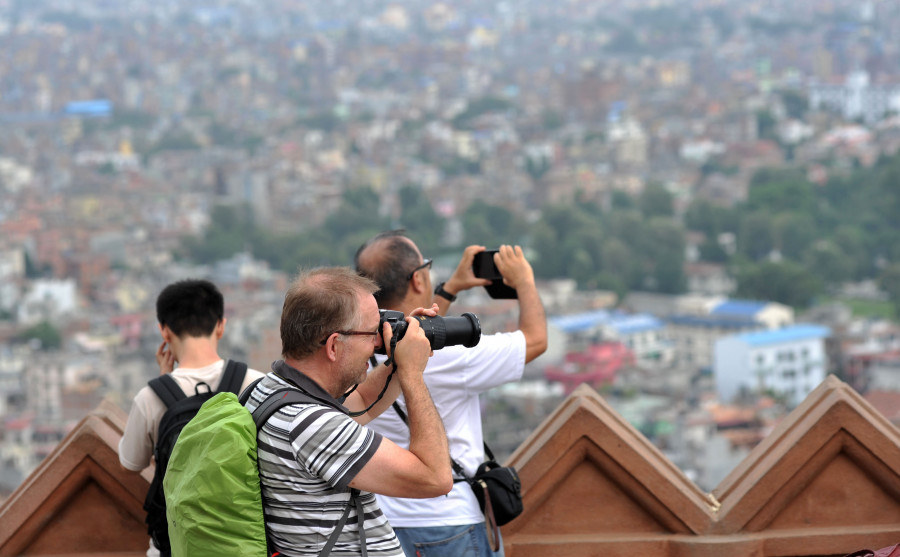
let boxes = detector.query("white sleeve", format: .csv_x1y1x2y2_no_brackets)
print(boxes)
118,392,154,471
428,331,526,395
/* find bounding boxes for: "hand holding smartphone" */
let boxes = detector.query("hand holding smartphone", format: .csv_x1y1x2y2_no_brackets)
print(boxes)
472,250,518,299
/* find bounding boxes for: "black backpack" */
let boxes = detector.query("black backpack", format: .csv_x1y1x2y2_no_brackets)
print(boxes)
143,360,248,557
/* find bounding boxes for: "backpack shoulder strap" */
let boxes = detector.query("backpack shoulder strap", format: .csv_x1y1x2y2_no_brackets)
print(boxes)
252,385,363,557
251,388,319,429
216,359,247,395
238,377,263,406
148,374,185,408
319,488,366,557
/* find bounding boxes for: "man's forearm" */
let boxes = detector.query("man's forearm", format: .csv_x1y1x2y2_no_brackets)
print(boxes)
517,282,548,363
402,377,450,474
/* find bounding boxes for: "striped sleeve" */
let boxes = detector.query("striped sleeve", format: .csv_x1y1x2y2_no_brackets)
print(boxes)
287,405,382,490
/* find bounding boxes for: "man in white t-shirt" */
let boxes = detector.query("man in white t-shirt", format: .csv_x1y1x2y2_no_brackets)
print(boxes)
355,231,547,556
118,279,265,556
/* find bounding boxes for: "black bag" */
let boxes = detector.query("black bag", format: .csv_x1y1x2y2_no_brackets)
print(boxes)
468,458,523,527
143,360,247,557
392,402,524,551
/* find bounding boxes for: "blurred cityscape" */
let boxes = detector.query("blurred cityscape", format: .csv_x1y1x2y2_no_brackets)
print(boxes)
2,0,900,500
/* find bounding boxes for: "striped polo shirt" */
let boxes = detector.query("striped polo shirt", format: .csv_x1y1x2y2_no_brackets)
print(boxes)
244,361,402,556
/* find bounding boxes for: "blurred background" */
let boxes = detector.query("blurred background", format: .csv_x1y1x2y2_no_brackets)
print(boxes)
2,0,900,499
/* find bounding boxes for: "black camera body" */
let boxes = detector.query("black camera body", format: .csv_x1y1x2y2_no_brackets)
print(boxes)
376,309,481,354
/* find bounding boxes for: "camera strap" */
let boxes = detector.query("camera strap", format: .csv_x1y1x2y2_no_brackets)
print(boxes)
343,339,398,418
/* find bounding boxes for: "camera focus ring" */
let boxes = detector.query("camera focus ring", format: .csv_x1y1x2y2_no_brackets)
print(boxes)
430,321,446,350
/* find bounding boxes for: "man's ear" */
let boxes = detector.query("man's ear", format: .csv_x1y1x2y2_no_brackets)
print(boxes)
215,318,226,339
159,324,173,344
410,269,428,295
323,335,340,362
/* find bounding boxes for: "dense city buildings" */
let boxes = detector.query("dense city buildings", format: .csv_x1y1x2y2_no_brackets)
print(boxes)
3,0,900,498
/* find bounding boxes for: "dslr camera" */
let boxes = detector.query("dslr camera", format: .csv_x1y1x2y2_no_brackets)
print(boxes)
376,309,481,354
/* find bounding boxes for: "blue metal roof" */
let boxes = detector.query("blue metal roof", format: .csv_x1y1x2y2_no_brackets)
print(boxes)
609,314,663,334
549,310,613,333
64,100,112,116
736,324,831,347
710,299,769,317
667,314,758,329
549,310,662,334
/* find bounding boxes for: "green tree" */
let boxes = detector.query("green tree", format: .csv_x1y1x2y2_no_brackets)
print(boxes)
600,238,631,286
804,241,853,287
639,183,673,219
646,218,686,293
879,263,900,318
756,110,777,141
461,201,525,248
19,321,62,350
182,204,255,264
610,190,635,211
397,185,445,255
745,168,814,214
684,198,735,237
779,89,808,120
323,187,388,240
736,260,823,308
738,212,775,260
773,213,816,260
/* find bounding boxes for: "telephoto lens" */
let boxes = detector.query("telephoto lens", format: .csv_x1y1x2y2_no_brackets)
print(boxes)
376,309,481,354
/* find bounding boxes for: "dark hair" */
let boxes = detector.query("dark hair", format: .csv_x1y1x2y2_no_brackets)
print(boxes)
354,229,421,308
281,267,378,360
156,279,224,338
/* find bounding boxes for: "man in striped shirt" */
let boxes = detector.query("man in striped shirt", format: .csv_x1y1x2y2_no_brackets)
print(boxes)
244,267,452,556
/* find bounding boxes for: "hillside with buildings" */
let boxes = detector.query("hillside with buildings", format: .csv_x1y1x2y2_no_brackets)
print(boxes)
3,0,900,501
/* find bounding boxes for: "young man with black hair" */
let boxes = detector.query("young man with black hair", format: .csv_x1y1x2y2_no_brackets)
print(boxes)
119,279,266,556
355,231,547,557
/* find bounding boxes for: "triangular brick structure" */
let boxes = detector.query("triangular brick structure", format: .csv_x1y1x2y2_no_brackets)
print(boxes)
501,376,900,557
4,376,900,556
713,375,900,554
0,398,150,556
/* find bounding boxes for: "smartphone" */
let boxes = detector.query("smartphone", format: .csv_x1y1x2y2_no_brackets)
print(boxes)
472,249,517,299
472,250,502,280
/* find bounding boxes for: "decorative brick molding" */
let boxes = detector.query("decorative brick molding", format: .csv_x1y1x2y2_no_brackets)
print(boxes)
0,399,150,556
3,376,899,556
502,375,900,556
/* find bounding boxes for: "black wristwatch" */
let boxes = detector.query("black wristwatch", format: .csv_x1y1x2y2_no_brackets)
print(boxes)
434,281,457,302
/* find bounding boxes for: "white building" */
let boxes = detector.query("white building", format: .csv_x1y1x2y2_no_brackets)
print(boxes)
809,71,900,125
666,298,794,374
714,324,831,407
16,279,79,326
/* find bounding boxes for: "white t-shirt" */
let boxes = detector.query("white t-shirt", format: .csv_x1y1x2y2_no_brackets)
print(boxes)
368,330,526,528
118,359,265,472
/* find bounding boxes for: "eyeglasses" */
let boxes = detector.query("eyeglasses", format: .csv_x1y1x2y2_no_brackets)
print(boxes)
406,258,433,281
320,330,379,345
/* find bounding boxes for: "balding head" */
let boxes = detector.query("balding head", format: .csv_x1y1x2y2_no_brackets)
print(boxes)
355,229,421,308
281,266,378,359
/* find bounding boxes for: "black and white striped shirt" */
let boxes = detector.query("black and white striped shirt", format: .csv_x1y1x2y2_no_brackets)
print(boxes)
244,361,402,556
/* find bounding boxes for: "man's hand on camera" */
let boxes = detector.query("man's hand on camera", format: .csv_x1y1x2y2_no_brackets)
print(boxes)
494,244,535,291
409,303,440,319
390,310,433,381
444,245,493,295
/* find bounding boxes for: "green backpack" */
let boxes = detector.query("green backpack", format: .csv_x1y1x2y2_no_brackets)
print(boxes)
163,391,268,556
163,384,366,557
